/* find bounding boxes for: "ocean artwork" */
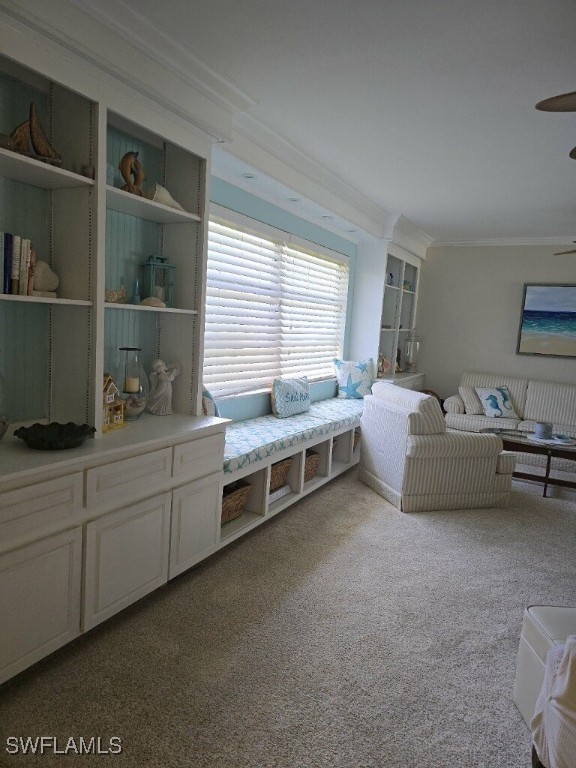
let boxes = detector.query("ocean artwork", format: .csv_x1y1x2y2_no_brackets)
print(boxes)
517,284,576,358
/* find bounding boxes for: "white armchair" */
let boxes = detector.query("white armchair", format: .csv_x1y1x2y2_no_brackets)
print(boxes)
358,382,515,512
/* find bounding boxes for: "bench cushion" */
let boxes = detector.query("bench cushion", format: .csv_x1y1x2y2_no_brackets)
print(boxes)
223,398,363,475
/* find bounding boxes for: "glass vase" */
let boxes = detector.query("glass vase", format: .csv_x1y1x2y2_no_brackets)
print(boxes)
115,347,149,419
405,337,421,373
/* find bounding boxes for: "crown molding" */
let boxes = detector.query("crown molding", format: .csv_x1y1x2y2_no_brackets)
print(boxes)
431,237,576,247
67,0,256,115
0,0,245,142
388,216,433,260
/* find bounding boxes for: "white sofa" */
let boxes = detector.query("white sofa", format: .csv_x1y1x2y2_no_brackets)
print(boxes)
444,371,576,486
358,382,515,512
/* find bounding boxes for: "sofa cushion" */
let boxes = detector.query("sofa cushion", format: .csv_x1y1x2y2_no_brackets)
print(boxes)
459,386,483,415
445,413,520,433
461,371,529,419
475,386,520,419
524,380,576,426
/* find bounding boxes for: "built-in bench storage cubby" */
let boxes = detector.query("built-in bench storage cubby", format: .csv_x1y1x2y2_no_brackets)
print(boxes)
218,412,362,547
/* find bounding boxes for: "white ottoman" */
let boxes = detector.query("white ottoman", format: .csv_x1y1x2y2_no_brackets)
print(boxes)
514,605,576,726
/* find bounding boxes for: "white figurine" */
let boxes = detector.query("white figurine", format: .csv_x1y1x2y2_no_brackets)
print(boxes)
147,359,180,415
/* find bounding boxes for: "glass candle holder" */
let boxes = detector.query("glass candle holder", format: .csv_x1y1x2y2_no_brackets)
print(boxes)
115,347,149,419
405,338,421,372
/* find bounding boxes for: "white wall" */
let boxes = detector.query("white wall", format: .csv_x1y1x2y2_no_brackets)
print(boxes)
417,245,576,398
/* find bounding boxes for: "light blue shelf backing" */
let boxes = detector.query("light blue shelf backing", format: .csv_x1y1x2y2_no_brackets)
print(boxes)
0,70,50,258
0,73,54,422
0,70,50,139
0,302,48,421
105,208,160,302
105,126,165,374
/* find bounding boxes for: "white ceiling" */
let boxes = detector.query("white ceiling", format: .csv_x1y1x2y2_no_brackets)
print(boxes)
76,0,576,244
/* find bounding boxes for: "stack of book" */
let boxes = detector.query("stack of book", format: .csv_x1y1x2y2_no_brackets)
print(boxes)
1,232,37,296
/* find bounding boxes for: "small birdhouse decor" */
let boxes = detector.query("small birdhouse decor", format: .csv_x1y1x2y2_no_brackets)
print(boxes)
141,255,175,308
102,373,125,432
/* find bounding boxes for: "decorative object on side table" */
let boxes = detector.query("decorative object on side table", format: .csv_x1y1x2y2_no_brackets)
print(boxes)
147,359,180,415
118,150,145,196
534,421,553,440
14,422,95,450
115,347,149,419
141,254,175,308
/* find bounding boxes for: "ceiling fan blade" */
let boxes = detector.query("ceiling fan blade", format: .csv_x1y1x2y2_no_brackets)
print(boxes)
535,91,576,112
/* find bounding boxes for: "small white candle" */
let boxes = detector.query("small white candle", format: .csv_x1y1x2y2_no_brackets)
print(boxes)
124,376,140,393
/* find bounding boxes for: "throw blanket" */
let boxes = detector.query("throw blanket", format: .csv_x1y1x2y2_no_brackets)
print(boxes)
531,635,576,768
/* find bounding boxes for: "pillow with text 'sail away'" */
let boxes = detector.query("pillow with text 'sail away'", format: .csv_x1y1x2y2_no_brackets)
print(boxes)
271,377,310,418
333,358,373,399
474,386,519,419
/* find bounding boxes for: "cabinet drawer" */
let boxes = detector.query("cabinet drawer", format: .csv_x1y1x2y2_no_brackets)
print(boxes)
0,473,83,542
173,433,224,482
85,447,172,508
83,492,171,630
0,528,82,684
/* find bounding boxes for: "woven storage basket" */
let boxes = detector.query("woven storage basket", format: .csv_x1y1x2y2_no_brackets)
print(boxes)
304,449,321,483
221,479,251,524
270,457,293,492
353,430,361,451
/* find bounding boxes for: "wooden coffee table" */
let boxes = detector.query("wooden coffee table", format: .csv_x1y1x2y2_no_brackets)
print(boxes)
480,429,576,497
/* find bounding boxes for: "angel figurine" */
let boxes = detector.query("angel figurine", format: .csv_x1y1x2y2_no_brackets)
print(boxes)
147,359,180,415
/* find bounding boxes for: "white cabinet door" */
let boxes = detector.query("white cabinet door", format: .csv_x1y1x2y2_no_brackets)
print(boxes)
0,528,82,684
83,493,171,630
169,473,221,579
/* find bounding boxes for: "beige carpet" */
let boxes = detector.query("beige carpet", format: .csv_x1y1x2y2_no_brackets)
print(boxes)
1,472,575,768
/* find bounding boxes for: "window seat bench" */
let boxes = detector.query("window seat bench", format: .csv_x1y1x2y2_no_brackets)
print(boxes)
220,397,363,545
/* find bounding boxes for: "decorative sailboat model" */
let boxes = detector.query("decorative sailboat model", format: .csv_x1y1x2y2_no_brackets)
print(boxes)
9,102,62,166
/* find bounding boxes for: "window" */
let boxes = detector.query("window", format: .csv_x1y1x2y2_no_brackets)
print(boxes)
203,214,349,397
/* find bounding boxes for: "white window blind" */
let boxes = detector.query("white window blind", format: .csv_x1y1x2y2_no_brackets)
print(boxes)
204,216,349,397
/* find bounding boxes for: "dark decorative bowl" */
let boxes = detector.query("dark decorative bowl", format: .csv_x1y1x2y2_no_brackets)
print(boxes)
14,422,96,450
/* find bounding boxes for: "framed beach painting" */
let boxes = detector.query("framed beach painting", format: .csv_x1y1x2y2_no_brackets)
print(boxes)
517,283,576,358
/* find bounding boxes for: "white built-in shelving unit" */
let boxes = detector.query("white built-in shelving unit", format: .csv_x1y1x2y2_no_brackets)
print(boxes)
0,50,229,686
